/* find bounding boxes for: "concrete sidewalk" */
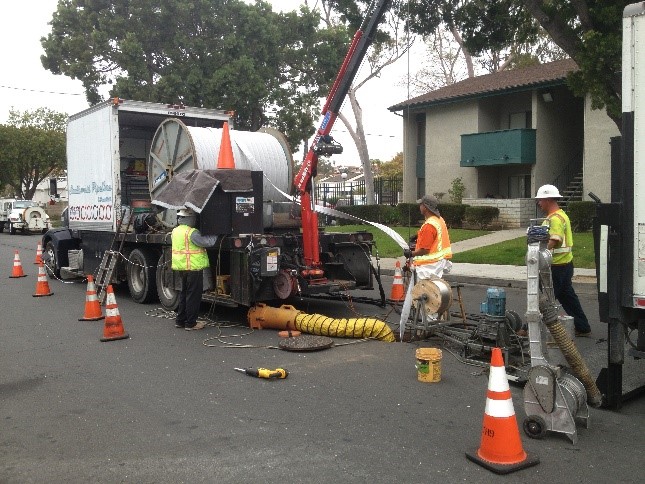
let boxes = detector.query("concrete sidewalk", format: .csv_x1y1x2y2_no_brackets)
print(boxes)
373,228,597,292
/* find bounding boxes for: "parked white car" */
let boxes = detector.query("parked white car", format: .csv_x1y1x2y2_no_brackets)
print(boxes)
0,199,52,234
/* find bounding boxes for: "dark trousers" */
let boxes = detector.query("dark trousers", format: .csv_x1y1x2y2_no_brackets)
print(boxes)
176,270,203,327
551,262,591,332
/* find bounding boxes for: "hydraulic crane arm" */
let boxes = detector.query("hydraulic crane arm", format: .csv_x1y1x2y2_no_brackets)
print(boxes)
294,0,392,268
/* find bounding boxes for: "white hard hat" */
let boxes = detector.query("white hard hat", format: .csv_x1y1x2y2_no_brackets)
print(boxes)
177,207,195,218
535,184,562,199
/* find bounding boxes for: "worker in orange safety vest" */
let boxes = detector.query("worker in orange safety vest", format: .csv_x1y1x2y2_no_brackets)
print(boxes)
404,195,453,279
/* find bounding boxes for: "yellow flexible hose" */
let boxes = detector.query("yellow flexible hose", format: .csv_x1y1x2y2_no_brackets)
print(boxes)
295,313,395,342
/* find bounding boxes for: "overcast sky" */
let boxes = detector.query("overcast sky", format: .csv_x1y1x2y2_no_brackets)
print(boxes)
0,0,417,165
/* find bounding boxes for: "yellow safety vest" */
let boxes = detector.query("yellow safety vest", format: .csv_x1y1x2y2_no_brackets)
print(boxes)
171,225,209,271
543,209,573,265
414,215,452,265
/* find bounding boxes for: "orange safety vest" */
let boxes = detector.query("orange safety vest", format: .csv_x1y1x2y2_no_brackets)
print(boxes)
414,215,452,265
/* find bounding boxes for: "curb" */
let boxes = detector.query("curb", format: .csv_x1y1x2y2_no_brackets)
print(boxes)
377,268,598,295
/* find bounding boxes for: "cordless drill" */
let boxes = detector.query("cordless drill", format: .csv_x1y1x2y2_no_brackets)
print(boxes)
234,367,288,379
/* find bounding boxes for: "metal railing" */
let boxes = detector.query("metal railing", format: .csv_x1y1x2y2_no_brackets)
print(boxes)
316,176,403,206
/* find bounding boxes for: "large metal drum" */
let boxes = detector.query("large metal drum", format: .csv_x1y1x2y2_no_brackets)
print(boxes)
148,118,293,225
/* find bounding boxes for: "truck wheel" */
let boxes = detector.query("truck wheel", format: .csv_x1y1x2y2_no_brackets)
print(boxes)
9,223,16,235
44,241,60,279
156,254,179,311
0,222,4,232
126,248,158,304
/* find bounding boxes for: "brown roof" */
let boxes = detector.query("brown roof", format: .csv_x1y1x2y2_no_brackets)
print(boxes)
389,58,578,112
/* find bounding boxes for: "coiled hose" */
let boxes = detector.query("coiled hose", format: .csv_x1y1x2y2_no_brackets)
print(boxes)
295,313,395,342
540,299,603,407
248,303,395,342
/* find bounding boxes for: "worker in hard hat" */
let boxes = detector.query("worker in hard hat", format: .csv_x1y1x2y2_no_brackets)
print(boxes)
535,184,592,337
171,207,219,331
404,195,452,279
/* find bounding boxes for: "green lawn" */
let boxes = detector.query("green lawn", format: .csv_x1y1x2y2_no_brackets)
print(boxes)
325,224,489,258
325,225,596,268
451,232,596,268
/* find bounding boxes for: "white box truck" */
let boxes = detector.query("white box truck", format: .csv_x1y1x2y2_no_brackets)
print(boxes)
594,2,645,408
42,98,375,309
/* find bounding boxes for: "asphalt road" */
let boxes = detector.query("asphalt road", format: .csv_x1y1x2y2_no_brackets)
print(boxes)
1,233,643,483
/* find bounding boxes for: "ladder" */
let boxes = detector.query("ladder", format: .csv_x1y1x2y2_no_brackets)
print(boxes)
96,209,132,304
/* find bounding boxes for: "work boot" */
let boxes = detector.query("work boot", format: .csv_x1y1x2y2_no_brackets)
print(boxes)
185,321,206,331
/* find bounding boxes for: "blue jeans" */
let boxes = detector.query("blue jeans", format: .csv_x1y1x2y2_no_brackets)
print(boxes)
551,262,591,333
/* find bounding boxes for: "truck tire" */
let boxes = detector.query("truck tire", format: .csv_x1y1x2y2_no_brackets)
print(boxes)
44,241,60,279
0,222,4,232
156,253,179,311
126,248,158,304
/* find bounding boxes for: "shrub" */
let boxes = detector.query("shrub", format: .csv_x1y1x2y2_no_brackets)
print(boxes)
395,203,423,226
464,206,500,229
334,205,399,226
439,203,469,228
448,177,466,204
567,201,596,231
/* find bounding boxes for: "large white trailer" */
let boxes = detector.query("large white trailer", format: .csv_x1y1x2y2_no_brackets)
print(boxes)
594,2,645,408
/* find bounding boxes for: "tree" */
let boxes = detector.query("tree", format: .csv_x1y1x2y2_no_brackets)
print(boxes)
40,0,348,152
379,152,403,178
0,108,66,199
316,0,412,205
406,0,628,132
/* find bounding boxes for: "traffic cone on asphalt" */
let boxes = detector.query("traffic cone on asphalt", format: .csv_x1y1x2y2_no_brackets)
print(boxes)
9,250,27,278
466,347,539,474
33,261,53,297
100,285,129,342
217,122,236,169
389,261,405,302
34,242,44,265
79,275,104,321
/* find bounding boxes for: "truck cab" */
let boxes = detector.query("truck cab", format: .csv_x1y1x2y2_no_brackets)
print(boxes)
0,199,52,234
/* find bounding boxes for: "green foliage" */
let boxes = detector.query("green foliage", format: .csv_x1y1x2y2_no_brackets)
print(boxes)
395,203,423,226
567,201,596,232
448,177,466,204
378,152,403,178
464,206,500,229
40,0,349,149
1,108,67,199
329,224,490,258
334,205,399,226
452,232,596,269
409,0,630,131
439,203,469,228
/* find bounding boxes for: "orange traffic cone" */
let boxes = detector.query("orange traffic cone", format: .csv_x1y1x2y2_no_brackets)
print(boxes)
389,261,405,302
79,275,105,321
466,347,539,474
217,121,236,169
100,285,129,342
34,242,44,265
33,261,54,297
9,250,27,278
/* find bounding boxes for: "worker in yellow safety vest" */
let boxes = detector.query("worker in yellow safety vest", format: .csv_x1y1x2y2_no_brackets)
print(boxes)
171,207,219,331
535,184,592,337
404,195,453,279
